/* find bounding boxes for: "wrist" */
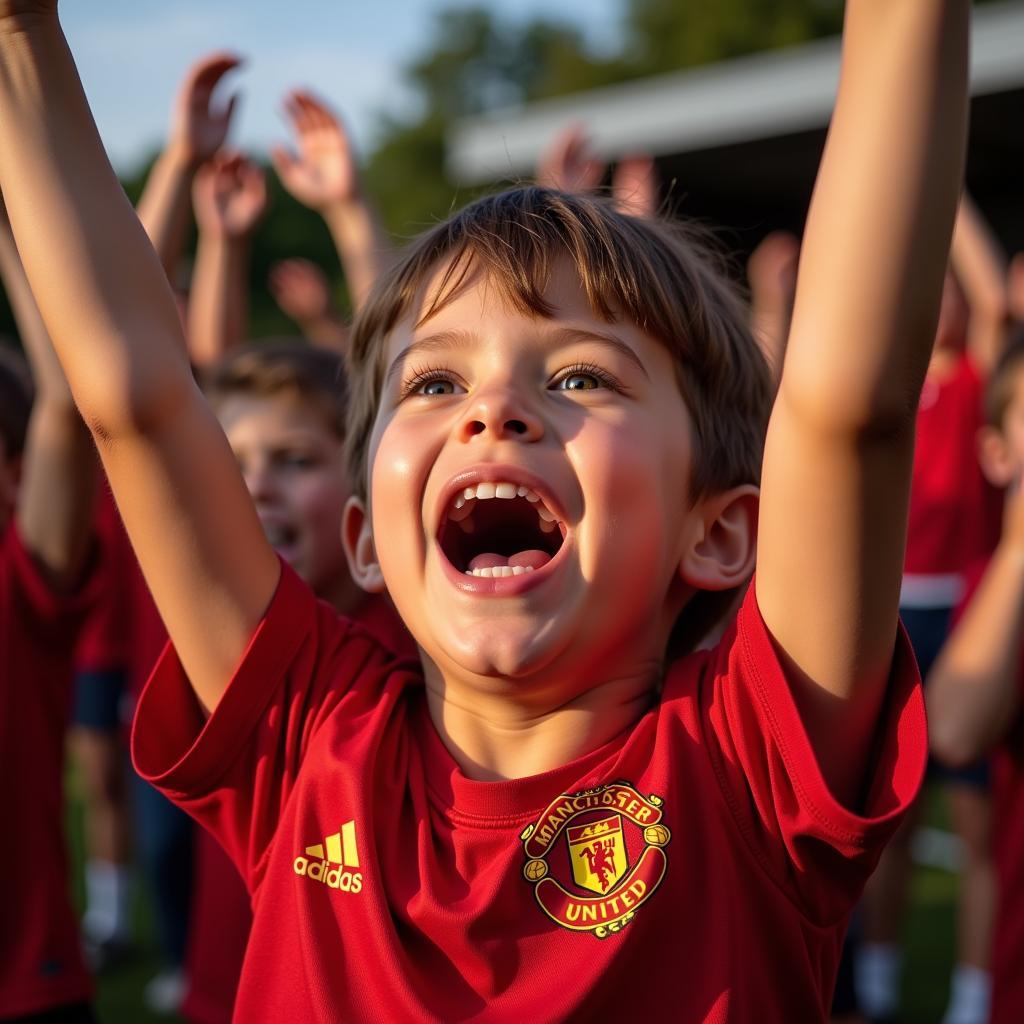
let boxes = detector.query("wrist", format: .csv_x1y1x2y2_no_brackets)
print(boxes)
160,140,202,175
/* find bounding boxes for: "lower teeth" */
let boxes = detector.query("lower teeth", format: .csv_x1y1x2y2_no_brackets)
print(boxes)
465,565,535,578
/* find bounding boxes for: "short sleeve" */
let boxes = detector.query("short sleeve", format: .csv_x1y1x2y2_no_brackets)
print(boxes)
130,560,405,890
2,523,98,636
678,581,927,924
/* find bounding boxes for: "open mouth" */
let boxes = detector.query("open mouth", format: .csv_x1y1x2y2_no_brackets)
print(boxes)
437,481,566,577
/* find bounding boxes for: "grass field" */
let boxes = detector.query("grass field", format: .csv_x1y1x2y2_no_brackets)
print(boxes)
65,774,959,1024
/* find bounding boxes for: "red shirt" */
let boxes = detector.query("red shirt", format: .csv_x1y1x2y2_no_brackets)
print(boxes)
181,594,415,1024
133,564,925,1023
904,356,999,577
0,525,95,1017
72,484,131,677
955,560,1024,1024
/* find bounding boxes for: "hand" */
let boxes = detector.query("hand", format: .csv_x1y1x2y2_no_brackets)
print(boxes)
536,125,605,194
271,90,361,211
747,232,800,307
268,259,336,324
170,52,242,166
612,155,657,218
192,151,267,240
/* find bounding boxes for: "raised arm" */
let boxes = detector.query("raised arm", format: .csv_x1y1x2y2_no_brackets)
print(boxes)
271,90,390,312
136,52,241,281
267,258,349,352
756,1,969,804
0,196,94,587
952,192,1012,375
928,493,1024,767
188,150,267,370
0,6,279,711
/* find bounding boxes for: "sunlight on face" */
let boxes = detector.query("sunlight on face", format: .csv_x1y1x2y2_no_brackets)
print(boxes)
363,258,699,697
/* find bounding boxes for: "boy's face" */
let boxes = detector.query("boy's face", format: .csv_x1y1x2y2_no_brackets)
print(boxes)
217,392,353,604
361,259,715,693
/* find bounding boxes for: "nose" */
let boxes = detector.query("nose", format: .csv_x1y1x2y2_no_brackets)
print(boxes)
457,386,544,444
242,457,279,502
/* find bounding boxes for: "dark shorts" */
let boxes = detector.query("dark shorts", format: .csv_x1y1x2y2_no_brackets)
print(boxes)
72,667,128,732
900,604,990,790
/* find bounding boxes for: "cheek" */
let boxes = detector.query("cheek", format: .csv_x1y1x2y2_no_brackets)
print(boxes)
294,475,350,536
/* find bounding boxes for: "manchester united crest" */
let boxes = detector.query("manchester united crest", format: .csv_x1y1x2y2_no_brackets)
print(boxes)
520,781,670,938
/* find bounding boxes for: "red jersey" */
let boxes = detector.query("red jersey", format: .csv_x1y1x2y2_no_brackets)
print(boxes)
954,560,1024,1024
0,524,95,1017
181,594,415,1024
904,356,999,580
132,564,925,1023
72,483,131,676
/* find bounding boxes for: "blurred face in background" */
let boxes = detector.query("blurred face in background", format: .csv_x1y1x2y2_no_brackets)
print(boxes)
216,391,360,612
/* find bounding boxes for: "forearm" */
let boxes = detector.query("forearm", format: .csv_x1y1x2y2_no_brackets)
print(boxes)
0,17,192,435
136,143,198,282
952,193,1011,373
928,544,1024,765
755,1,970,804
15,404,96,589
188,232,250,370
781,0,969,428
0,208,70,403
322,198,390,312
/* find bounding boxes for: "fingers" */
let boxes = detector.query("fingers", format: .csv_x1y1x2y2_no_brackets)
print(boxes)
183,51,244,98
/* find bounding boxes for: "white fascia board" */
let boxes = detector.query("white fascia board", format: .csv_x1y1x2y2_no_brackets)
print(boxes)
448,0,1024,184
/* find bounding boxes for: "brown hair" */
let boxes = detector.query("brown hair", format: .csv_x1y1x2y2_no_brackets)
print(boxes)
344,187,773,649
204,340,348,439
345,186,771,501
985,328,1024,429
0,344,32,462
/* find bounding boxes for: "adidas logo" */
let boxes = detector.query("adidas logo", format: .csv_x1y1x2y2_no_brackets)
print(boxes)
293,821,363,893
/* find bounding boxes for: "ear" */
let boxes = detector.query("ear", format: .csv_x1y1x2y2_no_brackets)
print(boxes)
341,494,385,594
978,425,1016,488
678,484,759,591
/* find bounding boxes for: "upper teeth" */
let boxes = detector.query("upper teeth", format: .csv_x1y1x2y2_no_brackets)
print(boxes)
457,481,539,504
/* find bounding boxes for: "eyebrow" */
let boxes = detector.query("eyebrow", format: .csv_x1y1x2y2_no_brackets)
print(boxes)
383,324,650,388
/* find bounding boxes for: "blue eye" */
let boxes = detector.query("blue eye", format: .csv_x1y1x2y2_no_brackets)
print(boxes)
420,379,455,396
558,373,599,391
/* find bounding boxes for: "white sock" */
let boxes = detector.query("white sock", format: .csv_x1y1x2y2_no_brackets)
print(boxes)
855,942,902,1018
82,860,132,944
942,964,991,1024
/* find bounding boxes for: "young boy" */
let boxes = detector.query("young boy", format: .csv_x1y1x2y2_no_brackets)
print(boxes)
0,2,965,1019
0,237,98,1017
928,335,1024,1024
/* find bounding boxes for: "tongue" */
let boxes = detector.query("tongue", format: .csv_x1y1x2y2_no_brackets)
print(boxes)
468,549,552,572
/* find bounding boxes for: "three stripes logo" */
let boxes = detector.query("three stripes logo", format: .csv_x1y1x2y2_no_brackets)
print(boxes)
293,821,363,893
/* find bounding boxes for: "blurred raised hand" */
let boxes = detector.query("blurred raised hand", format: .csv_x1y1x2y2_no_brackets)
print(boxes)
612,154,658,218
137,51,243,282
536,125,604,194
272,89,390,312
170,52,242,166
271,90,361,211
192,151,267,240
747,231,800,382
268,259,348,352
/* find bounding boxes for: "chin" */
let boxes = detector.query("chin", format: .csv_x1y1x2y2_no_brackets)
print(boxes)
435,616,571,682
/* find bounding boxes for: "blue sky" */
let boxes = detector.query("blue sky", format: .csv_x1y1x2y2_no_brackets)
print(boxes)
62,0,621,173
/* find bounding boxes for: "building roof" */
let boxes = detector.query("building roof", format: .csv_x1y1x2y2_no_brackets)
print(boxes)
448,0,1024,185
